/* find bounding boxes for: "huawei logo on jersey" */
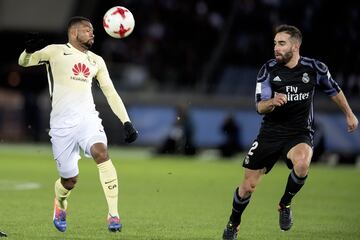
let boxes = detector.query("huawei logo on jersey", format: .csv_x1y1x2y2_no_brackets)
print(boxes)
72,63,90,78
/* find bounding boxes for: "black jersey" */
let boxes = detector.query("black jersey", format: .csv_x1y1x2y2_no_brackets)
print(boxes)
255,56,341,139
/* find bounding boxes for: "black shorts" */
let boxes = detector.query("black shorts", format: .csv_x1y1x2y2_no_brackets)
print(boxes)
242,134,313,174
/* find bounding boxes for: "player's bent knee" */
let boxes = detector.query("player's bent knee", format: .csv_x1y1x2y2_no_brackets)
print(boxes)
62,177,77,190
92,151,109,163
294,161,309,177
241,182,257,195
249,183,257,193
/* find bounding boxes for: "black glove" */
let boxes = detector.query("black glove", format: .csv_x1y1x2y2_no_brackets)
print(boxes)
24,32,45,53
123,121,138,143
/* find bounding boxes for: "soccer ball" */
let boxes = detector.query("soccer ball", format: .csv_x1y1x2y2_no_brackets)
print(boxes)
103,6,135,39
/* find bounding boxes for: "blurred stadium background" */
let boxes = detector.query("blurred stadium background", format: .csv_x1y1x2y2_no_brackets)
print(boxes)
1,1,360,239
0,0,360,163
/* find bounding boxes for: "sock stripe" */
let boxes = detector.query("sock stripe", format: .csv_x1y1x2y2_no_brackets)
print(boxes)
230,187,251,224
233,188,251,204
290,170,307,185
232,208,240,213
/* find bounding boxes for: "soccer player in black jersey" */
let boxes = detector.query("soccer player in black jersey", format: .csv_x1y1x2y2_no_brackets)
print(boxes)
222,24,358,239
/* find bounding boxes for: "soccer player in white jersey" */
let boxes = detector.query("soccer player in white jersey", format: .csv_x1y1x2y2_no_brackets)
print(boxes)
18,16,138,233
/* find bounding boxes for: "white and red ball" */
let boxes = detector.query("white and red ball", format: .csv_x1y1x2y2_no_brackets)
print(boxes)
103,6,135,39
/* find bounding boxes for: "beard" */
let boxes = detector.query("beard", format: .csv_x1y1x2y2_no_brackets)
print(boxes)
275,51,293,65
77,37,93,50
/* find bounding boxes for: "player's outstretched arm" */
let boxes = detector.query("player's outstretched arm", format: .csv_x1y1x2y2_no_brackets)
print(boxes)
331,91,359,132
96,56,138,143
24,32,45,53
100,84,138,143
18,33,48,67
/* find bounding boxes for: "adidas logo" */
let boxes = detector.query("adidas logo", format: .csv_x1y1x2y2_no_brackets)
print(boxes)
273,76,282,82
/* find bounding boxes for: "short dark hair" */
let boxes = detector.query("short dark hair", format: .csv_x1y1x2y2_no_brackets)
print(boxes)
67,16,91,30
275,24,302,44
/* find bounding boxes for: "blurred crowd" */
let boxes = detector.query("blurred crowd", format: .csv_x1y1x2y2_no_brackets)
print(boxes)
0,0,359,144
1,0,359,96
92,0,360,96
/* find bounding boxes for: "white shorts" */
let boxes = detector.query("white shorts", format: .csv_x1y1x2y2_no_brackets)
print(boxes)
49,114,107,178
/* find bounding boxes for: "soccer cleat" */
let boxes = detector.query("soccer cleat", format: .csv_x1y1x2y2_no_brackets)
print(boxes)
222,221,239,240
0,231,7,237
53,198,67,232
278,204,293,231
108,215,122,232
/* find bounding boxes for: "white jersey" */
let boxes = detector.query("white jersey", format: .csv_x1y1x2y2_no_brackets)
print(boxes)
19,43,130,128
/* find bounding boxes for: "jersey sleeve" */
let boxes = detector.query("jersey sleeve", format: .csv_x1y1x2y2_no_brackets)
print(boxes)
314,60,341,96
96,57,130,123
18,45,53,67
255,63,272,103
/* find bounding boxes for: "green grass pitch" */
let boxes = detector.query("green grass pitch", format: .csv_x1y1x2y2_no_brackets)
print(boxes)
0,144,359,239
